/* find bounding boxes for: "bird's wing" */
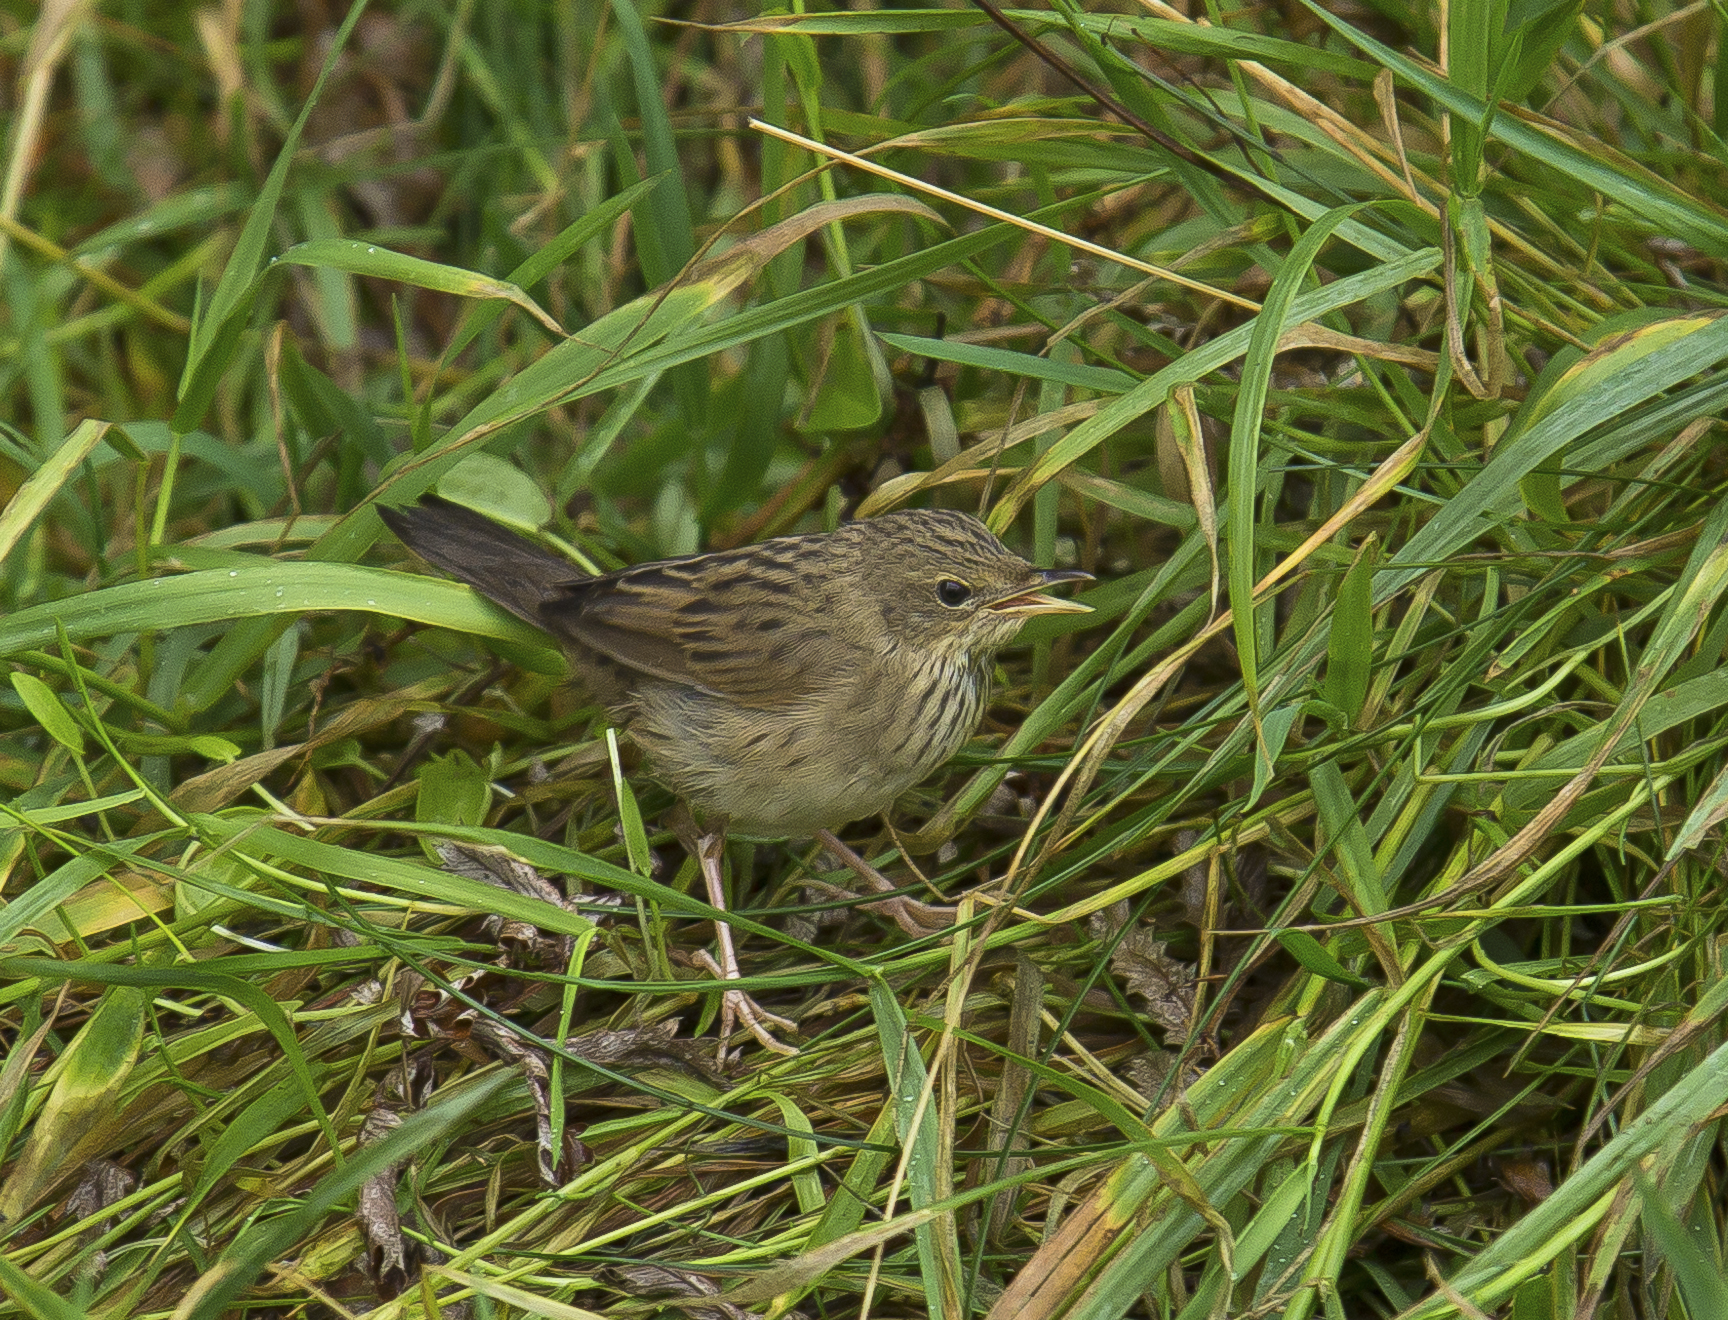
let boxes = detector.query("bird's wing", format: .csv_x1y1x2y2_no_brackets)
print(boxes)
541,551,837,708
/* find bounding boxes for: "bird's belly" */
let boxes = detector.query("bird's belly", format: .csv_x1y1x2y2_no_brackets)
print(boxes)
625,664,983,837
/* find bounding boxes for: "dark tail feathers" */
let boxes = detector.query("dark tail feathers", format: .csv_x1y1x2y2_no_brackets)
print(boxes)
378,495,583,625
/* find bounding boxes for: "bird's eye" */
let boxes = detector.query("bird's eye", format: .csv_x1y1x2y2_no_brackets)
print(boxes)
936,579,973,607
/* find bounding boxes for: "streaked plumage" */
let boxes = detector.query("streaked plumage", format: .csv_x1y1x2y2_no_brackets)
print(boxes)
380,497,1089,836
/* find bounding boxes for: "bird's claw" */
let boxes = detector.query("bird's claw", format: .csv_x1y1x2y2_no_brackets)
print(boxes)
692,826,798,1058
692,949,799,1057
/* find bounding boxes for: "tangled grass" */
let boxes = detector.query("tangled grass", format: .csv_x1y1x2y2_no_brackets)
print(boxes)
3,0,1728,1316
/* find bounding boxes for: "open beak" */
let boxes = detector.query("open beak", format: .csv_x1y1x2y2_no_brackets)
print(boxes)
985,568,1094,618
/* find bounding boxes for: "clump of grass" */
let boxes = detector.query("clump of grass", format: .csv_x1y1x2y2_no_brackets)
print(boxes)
3,1,1728,1317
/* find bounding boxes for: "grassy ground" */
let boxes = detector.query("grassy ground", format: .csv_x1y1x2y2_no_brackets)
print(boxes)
3,0,1728,1317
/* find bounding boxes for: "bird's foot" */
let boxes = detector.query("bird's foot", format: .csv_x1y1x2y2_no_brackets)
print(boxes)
692,827,798,1059
691,948,799,1058
815,829,956,936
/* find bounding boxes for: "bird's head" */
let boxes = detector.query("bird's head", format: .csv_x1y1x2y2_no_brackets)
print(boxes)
842,509,1092,661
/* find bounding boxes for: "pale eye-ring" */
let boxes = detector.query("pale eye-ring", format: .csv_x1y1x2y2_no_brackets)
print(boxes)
936,579,973,607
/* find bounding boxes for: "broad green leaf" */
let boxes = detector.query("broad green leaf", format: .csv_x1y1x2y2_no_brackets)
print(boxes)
434,451,554,531
1275,930,1374,990
416,749,493,858
0,418,111,564
1321,538,1377,724
798,311,884,431
0,561,561,667
1310,759,1387,915
273,238,563,337
0,985,146,1220
10,672,85,756
606,729,653,878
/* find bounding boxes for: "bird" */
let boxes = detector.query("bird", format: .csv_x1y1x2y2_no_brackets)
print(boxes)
379,495,1091,1054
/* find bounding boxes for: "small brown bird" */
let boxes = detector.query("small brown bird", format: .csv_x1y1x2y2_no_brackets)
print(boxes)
380,496,1090,1052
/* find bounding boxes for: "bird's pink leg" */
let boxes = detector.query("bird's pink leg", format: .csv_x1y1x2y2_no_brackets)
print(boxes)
693,828,798,1058
814,829,956,936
